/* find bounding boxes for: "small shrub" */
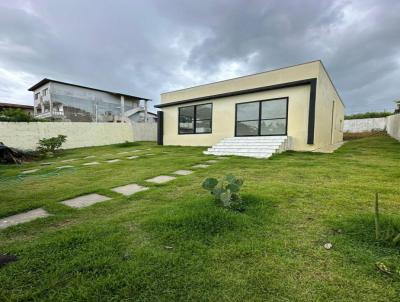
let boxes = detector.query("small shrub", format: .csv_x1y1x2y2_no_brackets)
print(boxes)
37,135,67,154
202,174,244,211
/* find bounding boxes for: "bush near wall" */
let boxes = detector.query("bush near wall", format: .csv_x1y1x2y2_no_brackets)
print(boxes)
345,112,393,120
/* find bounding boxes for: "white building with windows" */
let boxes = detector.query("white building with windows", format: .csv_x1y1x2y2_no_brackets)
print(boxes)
29,79,152,123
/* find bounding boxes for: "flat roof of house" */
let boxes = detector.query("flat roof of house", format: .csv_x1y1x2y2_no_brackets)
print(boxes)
0,102,34,109
28,78,150,101
158,60,344,107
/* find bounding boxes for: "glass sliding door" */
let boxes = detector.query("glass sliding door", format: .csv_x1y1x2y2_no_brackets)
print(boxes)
235,98,288,136
260,99,287,135
235,101,260,136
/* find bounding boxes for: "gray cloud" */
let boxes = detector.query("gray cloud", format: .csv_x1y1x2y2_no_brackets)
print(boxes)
0,0,399,113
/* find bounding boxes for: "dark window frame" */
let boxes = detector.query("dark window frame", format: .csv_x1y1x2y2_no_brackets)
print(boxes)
234,97,289,137
178,103,213,135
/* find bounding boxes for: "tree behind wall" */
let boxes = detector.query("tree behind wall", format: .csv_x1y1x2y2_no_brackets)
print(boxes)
0,108,36,122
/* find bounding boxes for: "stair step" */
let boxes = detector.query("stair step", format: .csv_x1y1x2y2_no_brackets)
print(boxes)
205,136,288,159
204,151,272,158
209,147,279,151
216,142,281,146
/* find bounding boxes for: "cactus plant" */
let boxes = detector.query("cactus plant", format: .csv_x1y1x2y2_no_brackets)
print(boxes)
202,174,244,210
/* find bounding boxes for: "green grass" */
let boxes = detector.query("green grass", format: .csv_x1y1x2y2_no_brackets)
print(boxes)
0,137,399,301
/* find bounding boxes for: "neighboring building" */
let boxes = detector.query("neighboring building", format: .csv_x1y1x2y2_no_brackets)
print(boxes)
130,108,158,123
0,102,34,115
28,79,151,122
156,60,345,158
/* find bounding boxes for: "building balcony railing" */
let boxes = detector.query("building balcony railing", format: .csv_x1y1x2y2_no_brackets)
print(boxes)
35,111,64,119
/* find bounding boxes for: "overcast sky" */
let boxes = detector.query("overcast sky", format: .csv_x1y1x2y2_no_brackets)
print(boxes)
0,0,399,114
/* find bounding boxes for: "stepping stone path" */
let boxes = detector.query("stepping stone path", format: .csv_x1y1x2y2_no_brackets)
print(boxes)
106,159,121,163
0,208,50,229
56,165,74,169
61,193,111,208
173,170,193,175
21,169,39,174
146,175,176,184
127,156,138,159
61,158,77,163
83,162,100,166
205,160,218,163
192,164,209,169
111,184,149,196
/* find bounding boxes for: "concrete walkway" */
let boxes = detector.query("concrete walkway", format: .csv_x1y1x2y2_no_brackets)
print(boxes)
111,184,149,196
146,175,176,184
61,193,111,208
0,208,50,229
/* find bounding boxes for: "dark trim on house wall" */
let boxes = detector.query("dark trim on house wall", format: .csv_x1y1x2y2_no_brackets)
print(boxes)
307,79,317,145
155,78,315,108
157,111,164,145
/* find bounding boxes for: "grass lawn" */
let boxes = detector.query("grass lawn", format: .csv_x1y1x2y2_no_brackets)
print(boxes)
0,136,399,301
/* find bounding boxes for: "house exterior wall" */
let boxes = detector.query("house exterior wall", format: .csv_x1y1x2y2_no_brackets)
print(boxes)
315,64,345,146
162,86,312,150
159,61,344,151
162,61,320,103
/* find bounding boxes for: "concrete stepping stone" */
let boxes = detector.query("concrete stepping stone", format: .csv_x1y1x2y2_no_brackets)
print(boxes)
84,155,96,159
61,158,77,163
146,175,176,184
111,183,149,196
21,169,39,174
83,161,100,166
40,162,54,166
127,156,139,159
0,208,50,229
205,160,218,163
192,164,209,169
56,165,74,169
60,193,111,208
173,170,193,176
106,159,121,163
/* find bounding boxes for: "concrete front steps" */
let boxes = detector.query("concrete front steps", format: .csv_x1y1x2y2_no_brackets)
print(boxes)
204,136,288,158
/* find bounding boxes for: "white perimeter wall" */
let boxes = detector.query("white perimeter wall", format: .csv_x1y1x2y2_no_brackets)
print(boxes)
344,114,400,141
344,117,387,132
0,122,157,150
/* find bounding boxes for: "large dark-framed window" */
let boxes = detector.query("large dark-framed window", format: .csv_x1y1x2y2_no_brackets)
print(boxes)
235,97,288,136
178,103,212,134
